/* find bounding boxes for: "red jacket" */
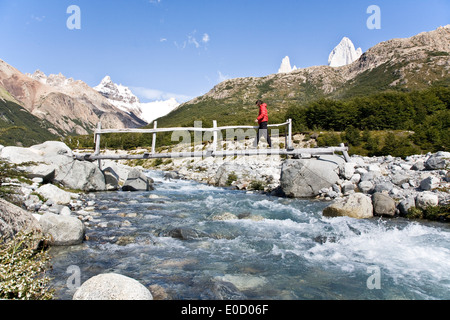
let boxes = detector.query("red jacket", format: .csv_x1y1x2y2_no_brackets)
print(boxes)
257,103,269,124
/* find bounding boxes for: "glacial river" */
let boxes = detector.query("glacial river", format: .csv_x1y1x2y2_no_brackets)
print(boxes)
49,171,450,300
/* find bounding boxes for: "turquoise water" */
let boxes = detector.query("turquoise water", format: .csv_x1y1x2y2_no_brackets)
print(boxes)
49,171,450,300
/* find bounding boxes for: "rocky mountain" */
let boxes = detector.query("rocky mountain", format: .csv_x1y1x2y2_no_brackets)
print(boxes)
140,98,180,124
0,61,147,137
94,76,143,119
157,25,450,128
94,76,180,124
328,37,363,67
278,56,297,74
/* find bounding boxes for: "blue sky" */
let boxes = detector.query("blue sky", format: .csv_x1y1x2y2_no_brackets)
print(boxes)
0,0,448,102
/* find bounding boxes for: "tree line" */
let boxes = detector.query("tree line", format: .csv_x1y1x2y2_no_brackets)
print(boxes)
285,85,449,157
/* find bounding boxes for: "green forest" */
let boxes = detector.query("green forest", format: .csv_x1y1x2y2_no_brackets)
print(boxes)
285,85,449,157
0,99,60,147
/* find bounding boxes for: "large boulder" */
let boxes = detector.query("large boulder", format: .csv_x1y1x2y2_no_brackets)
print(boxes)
419,176,440,191
25,164,57,183
323,193,374,219
0,198,42,240
103,167,120,191
30,141,73,158
424,153,447,170
39,212,85,246
398,197,416,216
122,169,154,192
1,142,107,192
280,157,341,198
372,192,396,217
415,192,439,209
0,146,45,164
54,160,106,192
214,163,239,187
36,184,73,205
73,273,153,300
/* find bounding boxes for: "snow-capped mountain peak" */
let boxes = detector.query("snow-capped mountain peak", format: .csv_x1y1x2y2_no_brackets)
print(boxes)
94,76,143,118
93,76,181,124
328,37,363,67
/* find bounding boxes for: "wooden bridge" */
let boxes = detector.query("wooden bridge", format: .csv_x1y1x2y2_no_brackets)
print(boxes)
74,119,351,164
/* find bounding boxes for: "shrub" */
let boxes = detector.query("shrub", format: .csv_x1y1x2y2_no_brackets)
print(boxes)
226,172,238,186
249,180,265,191
0,232,54,300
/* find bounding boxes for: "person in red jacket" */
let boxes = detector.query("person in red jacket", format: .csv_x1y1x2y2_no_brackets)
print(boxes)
254,100,272,148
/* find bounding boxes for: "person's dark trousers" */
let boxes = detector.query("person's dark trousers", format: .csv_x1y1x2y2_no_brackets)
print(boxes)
254,121,272,148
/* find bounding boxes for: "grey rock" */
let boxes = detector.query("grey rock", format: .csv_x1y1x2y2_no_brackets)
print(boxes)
73,273,153,300
339,162,356,180
207,279,247,300
323,193,373,219
374,182,394,193
372,192,396,217
411,161,425,171
122,169,154,192
419,176,440,191
60,206,72,216
55,160,106,192
0,198,42,241
360,171,381,182
25,164,56,183
280,157,340,198
342,182,356,194
166,227,209,240
103,167,120,191
398,197,416,216
164,171,181,180
391,173,410,186
36,184,72,205
39,212,85,246
0,146,45,164
425,154,446,170
415,192,439,209
24,194,42,212
358,181,374,194
30,141,73,157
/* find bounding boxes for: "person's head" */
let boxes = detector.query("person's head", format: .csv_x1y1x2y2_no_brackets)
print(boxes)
256,100,264,106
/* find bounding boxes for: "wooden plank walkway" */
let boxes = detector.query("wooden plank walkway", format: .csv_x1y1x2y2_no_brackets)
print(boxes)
73,120,351,164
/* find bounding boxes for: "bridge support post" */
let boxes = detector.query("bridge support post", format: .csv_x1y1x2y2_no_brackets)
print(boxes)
213,120,218,154
341,143,351,162
94,122,102,170
285,119,294,151
152,121,157,155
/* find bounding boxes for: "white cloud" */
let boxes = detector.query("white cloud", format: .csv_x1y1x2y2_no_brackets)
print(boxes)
175,30,210,50
188,33,200,48
174,40,187,50
160,38,167,42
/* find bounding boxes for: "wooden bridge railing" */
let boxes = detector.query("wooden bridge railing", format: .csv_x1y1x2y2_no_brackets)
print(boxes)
93,119,295,157
74,119,350,164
